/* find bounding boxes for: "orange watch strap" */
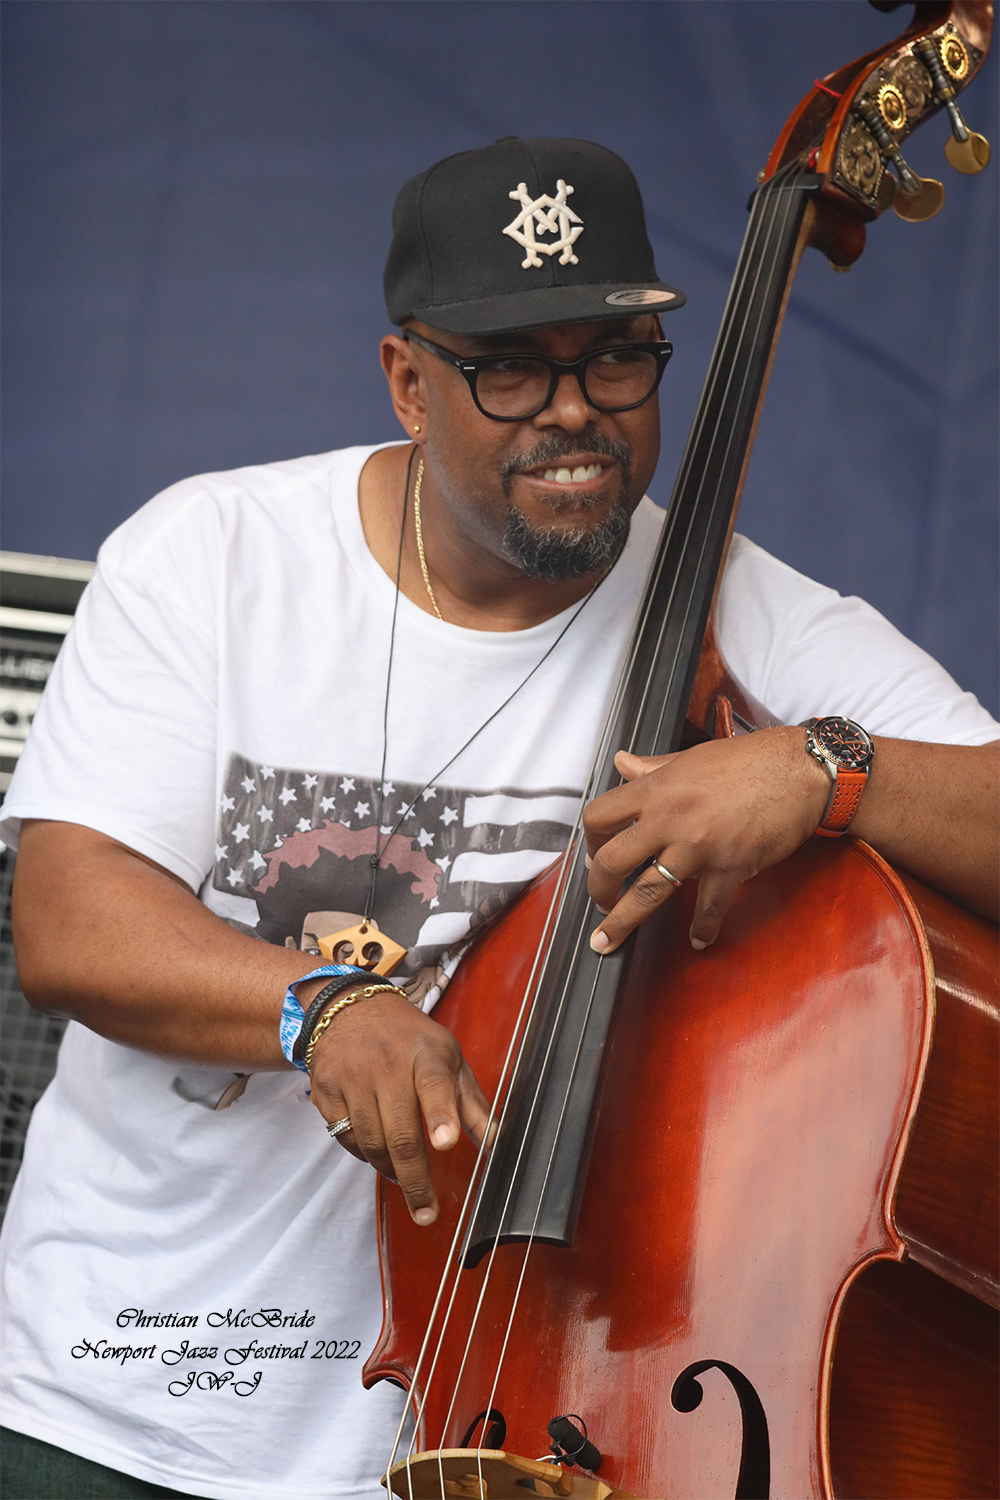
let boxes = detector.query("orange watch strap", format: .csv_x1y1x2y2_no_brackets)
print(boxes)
815,768,867,837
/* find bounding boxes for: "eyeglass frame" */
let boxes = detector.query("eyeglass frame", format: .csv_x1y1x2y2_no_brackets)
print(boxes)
402,329,673,422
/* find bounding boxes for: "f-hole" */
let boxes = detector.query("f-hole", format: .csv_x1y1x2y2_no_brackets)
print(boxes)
671,1360,770,1500
458,1407,508,1451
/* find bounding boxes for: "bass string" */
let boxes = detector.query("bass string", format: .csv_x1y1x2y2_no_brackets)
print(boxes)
392,687,632,1452
616,161,809,759
394,676,638,1470
459,166,805,1466
451,168,811,1456
392,772,627,1493
632,171,803,762
386,159,810,1491
425,925,600,1499
391,842,602,1500
386,831,589,1488
405,167,799,1486
636,165,810,755
447,195,797,1476
666,157,806,518
472,925,607,1450
551,158,803,819
431,848,605,1459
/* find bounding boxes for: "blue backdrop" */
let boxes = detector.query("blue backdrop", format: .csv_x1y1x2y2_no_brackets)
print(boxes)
3,0,997,713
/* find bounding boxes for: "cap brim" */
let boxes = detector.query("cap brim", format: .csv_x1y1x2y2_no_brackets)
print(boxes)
410,280,686,335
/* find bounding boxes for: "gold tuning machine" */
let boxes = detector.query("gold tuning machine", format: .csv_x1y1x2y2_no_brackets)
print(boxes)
912,35,991,176
856,99,945,222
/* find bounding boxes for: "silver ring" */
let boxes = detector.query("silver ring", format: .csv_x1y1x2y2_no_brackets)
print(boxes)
327,1116,353,1139
652,860,682,888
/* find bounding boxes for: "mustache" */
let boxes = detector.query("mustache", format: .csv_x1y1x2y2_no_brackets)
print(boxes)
500,431,632,491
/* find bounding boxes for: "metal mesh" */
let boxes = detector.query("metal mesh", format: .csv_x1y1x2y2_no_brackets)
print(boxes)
0,844,67,1219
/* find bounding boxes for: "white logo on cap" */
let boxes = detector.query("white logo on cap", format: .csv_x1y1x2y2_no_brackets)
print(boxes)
503,180,584,269
605,289,675,307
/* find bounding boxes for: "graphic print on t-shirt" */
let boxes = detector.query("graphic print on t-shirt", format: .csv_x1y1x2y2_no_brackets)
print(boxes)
214,752,583,990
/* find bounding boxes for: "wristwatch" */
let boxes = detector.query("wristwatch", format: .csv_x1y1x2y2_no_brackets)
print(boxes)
799,716,875,837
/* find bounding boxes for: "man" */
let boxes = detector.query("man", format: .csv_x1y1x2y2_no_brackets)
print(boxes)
1,137,996,1500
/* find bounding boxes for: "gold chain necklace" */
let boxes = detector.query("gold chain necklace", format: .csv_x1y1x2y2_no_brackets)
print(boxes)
412,458,444,620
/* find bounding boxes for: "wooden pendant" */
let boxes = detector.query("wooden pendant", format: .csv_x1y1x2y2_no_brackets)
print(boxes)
315,917,406,977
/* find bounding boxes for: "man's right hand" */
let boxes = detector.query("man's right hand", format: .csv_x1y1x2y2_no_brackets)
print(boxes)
13,821,492,1228
308,990,491,1225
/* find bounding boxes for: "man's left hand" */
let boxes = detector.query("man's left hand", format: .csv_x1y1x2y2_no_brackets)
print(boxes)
584,726,834,953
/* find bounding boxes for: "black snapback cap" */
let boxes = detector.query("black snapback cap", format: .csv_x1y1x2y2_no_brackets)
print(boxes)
384,136,685,335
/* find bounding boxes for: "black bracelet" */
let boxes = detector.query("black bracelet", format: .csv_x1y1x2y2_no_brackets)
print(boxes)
295,970,369,1061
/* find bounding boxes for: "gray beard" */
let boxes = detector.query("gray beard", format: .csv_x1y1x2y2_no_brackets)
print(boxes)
499,433,633,582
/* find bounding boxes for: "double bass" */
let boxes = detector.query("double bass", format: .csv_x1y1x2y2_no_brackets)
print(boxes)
364,7,998,1497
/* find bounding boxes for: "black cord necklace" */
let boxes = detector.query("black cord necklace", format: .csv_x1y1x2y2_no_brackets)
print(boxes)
357,443,607,951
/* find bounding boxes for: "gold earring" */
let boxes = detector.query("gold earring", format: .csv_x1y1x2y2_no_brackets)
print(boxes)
413,423,421,433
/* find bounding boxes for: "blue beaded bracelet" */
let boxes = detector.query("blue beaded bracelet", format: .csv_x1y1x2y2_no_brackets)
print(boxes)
280,964,367,1072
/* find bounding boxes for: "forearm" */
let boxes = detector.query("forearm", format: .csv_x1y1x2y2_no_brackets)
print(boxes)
849,738,999,919
12,820,331,1069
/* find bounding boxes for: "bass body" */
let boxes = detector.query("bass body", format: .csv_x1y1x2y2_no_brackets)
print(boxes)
366,818,997,1498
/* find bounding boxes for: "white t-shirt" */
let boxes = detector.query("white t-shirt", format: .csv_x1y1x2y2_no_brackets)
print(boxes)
0,443,995,1500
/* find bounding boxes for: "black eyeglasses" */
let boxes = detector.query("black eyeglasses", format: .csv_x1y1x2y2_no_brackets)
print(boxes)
403,330,672,422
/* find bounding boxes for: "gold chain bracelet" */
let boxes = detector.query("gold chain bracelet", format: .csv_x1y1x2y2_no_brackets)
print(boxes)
304,982,409,1074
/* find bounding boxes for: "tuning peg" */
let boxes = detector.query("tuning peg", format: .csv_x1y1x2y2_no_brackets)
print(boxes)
890,176,946,221
912,35,991,176
944,130,991,174
855,99,944,220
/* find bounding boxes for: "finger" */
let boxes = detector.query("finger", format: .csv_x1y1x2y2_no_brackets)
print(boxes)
310,1050,396,1176
338,1096,395,1175
454,1061,493,1148
413,1049,465,1152
586,819,669,913
614,749,673,782
377,1091,440,1226
589,858,684,955
582,781,649,860
688,871,742,950
311,1084,367,1164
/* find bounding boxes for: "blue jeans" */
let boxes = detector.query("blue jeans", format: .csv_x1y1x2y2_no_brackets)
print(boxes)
0,1429,209,1499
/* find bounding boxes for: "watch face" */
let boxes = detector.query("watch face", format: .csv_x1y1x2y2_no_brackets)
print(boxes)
816,716,872,769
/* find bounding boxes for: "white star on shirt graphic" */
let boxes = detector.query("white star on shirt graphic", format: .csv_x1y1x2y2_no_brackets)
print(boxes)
354,802,370,819
304,774,318,790
221,794,235,813
240,776,256,794
296,818,311,833
320,797,336,814
226,867,242,887
233,823,250,843
257,807,273,824
340,777,355,794
279,787,297,805
260,765,275,779
440,807,458,825
417,828,434,848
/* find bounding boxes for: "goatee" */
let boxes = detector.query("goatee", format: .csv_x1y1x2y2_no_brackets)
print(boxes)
500,433,633,582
